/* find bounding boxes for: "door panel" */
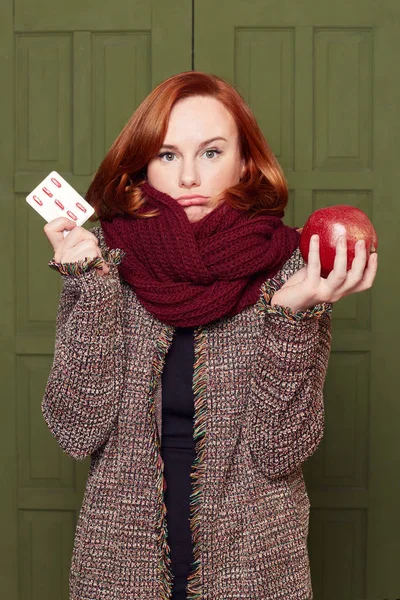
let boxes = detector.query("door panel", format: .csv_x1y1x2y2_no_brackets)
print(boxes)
195,1,400,599
0,1,192,597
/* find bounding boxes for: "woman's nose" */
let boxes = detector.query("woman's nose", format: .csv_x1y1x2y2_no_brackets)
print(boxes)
179,160,200,187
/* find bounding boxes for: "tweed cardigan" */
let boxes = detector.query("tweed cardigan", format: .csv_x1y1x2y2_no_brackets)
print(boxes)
42,226,333,600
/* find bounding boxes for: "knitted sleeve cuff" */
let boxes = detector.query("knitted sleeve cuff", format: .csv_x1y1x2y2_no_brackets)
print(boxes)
258,276,333,322
48,248,125,277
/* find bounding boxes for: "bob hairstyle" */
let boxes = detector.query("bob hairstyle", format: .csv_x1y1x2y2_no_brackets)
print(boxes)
87,71,289,221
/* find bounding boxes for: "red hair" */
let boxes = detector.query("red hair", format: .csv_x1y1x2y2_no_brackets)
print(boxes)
86,71,289,221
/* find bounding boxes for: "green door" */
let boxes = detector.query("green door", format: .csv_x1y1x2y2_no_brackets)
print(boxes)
2,0,399,598
195,1,400,599
0,1,191,598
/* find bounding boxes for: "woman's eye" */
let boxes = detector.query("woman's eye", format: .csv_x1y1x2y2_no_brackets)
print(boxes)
204,149,221,159
158,152,175,162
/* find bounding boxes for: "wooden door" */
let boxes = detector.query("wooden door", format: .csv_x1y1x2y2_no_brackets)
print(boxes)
0,1,191,598
194,1,400,598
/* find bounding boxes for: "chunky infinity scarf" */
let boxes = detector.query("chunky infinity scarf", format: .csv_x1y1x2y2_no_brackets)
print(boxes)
101,181,300,327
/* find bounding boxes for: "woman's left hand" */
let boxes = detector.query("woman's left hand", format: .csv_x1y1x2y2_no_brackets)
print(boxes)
270,234,378,313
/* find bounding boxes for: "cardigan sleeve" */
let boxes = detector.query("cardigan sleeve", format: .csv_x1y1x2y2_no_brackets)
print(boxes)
244,250,333,480
41,228,125,460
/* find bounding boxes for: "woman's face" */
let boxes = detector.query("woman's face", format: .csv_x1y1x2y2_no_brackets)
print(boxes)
147,95,245,223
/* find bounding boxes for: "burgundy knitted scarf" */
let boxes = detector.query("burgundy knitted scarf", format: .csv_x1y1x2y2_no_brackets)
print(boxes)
100,181,300,327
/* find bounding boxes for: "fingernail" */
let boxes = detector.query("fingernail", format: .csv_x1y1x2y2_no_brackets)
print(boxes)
341,236,346,246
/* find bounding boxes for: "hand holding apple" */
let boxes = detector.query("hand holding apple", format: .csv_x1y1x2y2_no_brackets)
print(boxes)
270,206,378,313
299,205,378,278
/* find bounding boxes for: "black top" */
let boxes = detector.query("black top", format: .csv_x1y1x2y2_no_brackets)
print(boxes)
161,327,196,599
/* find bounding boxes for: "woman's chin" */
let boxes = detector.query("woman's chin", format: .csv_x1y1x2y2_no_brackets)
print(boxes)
183,204,213,223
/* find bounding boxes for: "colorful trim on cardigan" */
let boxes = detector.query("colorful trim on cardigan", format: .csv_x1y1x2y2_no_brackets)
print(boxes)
257,275,333,321
149,325,175,600
48,248,125,277
187,326,208,600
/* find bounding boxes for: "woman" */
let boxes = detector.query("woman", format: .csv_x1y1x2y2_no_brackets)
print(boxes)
42,71,377,600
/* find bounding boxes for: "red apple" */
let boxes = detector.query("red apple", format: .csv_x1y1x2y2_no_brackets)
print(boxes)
299,205,378,278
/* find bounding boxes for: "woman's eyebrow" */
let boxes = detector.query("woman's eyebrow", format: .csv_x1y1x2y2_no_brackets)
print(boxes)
160,137,228,150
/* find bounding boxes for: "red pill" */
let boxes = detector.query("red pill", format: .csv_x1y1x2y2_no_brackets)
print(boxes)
42,187,53,197
51,177,61,188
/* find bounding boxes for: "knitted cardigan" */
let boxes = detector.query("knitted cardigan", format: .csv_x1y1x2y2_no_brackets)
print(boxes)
42,226,333,600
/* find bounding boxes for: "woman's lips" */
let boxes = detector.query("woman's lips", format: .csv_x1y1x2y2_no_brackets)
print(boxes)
176,196,209,207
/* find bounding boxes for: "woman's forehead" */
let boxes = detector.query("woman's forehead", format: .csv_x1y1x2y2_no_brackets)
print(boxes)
165,97,239,143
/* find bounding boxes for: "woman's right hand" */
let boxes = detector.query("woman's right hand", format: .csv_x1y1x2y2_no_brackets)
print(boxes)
44,217,110,276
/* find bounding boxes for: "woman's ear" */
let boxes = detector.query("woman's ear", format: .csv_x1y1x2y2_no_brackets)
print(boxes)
240,159,246,180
